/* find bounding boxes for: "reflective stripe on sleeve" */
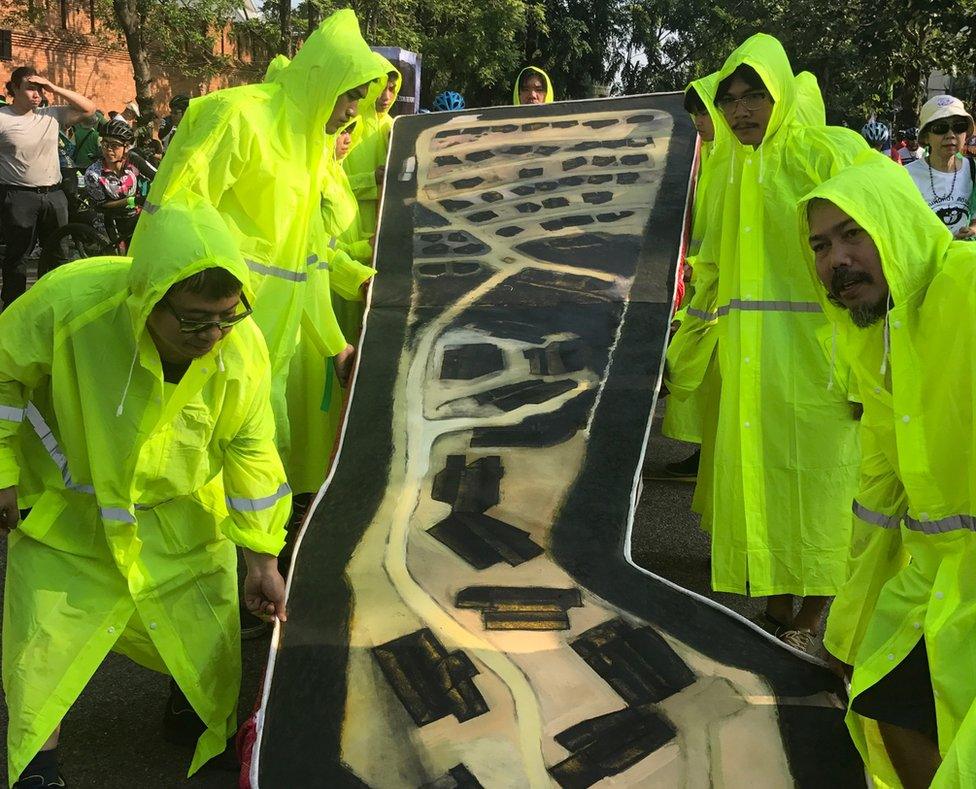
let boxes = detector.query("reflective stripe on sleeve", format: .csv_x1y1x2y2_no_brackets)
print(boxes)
905,513,976,534
142,201,159,214
0,405,25,422
716,299,822,317
226,482,291,513
245,259,308,282
24,402,94,494
686,307,718,321
852,500,903,529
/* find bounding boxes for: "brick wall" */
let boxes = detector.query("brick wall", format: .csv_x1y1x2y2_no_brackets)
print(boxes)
1,5,266,123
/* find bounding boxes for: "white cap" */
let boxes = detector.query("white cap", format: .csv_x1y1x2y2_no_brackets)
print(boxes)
919,95,974,135
124,100,141,118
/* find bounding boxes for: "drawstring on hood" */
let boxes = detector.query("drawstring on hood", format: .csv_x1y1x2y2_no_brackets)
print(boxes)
879,292,892,376
117,346,139,417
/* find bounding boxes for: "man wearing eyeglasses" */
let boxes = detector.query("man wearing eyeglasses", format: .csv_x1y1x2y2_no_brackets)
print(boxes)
699,34,869,654
0,196,290,787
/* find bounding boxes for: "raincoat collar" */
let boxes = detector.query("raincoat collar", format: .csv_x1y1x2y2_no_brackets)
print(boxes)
513,66,554,105
715,33,797,150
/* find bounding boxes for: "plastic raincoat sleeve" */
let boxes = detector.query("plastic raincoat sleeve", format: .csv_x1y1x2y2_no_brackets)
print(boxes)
346,160,381,201
325,245,374,300
219,360,291,556
823,423,908,664
0,280,56,488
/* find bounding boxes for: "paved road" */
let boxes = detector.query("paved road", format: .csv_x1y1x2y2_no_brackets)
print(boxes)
0,411,770,788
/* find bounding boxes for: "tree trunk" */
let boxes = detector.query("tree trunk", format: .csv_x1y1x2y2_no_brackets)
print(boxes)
112,0,157,124
278,0,291,56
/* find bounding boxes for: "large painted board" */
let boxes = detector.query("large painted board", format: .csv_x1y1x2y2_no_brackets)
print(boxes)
253,94,864,788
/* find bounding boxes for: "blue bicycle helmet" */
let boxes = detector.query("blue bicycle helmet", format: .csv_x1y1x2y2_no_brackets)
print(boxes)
860,120,890,145
432,91,465,112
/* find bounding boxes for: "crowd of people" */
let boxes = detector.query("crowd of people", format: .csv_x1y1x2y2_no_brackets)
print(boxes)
0,9,973,788
663,33,975,789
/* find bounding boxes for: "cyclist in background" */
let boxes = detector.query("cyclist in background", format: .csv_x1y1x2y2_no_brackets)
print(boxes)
860,119,890,152
432,90,465,112
83,118,146,248
896,127,922,164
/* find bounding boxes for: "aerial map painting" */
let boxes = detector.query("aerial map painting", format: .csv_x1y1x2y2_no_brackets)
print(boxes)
253,94,864,788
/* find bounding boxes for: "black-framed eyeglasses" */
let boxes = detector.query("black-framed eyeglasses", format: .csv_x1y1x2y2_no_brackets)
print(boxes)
163,293,252,333
717,90,770,114
927,119,970,136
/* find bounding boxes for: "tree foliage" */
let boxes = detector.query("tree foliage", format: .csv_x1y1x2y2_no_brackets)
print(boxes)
275,0,976,123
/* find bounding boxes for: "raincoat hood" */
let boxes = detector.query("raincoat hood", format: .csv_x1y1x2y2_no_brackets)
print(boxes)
715,33,796,148
263,54,290,83
126,194,252,335
267,9,385,131
687,70,730,164
513,66,554,105
798,151,954,317
348,51,401,153
794,71,825,127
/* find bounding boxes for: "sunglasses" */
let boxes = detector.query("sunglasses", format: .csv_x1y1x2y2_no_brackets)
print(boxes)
927,119,970,136
163,293,252,334
716,90,770,113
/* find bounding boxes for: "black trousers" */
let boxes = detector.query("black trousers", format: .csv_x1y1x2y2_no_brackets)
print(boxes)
0,186,69,308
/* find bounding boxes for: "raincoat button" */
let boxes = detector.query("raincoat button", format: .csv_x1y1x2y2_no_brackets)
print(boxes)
746,158,753,165
744,226,752,233
887,653,895,661
902,415,910,423
873,387,881,394
892,320,901,329
108,626,116,634
744,421,751,428
913,622,921,630
201,368,208,374
149,622,158,630
935,591,945,600
744,357,750,363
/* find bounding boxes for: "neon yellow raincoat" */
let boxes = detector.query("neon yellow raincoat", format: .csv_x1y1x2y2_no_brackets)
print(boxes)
663,71,727,446
799,153,976,787
703,34,866,595
0,197,290,784
343,53,401,235
130,10,388,467
282,126,379,495
512,66,554,104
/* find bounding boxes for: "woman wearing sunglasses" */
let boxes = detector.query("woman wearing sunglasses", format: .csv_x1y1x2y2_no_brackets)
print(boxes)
905,95,976,240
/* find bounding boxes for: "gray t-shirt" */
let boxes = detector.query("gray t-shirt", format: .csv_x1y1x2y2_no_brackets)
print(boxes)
0,105,74,187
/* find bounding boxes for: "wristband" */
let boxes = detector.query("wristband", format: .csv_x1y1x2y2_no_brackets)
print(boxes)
126,196,136,209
